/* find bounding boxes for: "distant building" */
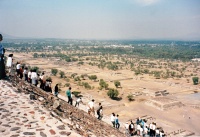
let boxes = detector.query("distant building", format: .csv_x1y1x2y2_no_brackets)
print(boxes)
191,58,200,62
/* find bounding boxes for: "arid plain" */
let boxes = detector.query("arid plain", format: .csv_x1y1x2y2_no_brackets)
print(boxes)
8,51,200,136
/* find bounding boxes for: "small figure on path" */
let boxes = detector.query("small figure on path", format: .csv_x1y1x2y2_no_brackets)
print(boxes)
97,103,103,120
66,87,73,105
54,84,59,97
87,99,95,116
75,97,83,107
111,113,115,127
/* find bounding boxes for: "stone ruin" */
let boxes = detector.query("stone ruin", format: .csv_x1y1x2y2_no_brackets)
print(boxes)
145,97,184,111
8,75,126,137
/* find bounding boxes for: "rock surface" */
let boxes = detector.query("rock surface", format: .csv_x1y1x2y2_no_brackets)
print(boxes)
0,80,82,137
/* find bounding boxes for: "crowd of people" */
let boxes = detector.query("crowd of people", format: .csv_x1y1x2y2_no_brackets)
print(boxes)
124,118,165,137
0,33,166,137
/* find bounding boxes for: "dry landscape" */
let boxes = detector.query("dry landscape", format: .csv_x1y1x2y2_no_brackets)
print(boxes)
5,50,200,136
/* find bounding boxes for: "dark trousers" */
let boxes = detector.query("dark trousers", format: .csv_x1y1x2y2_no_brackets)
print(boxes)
75,101,79,107
68,96,73,105
116,123,120,129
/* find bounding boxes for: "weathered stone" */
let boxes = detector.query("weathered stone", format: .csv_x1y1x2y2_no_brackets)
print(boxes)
24,124,31,127
57,125,65,130
0,128,6,132
2,124,11,127
49,129,56,135
40,131,47,137
10,134,20,137
23,132,36,135
29,111,35,114
22,120,28,123
36,128,45,131
10,127,21,131
59,131,71,136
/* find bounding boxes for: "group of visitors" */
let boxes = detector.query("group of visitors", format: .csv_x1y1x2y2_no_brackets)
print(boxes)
124,118,165,137
111,113,120,129
0,33,166,136
64,87,104,120
87,99,103,120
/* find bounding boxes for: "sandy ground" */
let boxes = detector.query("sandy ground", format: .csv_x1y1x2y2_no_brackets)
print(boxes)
6,52,200,136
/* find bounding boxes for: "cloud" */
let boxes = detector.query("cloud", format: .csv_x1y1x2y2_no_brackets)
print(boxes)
131,0,160,6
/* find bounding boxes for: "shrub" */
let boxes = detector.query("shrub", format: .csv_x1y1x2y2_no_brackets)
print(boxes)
51,69,58,76
107,88,119,99
65,83,70,87
114,81,121,88
192,77,199,85
59,71,65,78
127,94,134,101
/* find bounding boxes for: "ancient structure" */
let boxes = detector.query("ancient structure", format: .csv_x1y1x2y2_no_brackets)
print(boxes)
145,97,184,111
8,75,125,137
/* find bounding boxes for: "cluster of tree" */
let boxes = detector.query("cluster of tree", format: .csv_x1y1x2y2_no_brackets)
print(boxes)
99,79,109,90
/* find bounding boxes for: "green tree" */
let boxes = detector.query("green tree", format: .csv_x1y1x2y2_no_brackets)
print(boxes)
192,77,199,85
51,69,58,76
114,81,121,88
99,79,109,90
59,71,65,78
107,88,119,99
89,75,97,81
33,53,38,58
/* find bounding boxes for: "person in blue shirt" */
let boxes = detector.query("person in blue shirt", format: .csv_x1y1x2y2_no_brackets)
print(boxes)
66,87,72,105
115,114,120,129
0,34,6,80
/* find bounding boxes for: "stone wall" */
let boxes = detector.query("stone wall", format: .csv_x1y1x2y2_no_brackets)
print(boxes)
9,75,125,137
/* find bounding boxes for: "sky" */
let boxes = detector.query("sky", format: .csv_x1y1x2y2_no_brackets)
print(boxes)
0,0,200,40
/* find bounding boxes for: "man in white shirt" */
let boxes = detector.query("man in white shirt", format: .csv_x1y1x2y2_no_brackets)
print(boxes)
75,97,83,107
110,113,115,127
87,99,95,116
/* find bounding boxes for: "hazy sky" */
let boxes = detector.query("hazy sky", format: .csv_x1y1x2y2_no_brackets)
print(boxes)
0,0,200,40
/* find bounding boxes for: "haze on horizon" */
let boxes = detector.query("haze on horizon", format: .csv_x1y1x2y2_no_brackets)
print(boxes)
0,0,200,40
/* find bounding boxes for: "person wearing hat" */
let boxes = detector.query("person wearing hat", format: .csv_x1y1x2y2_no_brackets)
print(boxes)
0,34,6,79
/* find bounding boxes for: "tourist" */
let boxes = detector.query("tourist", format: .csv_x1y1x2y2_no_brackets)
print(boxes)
152,123,156,137
28,69,32,83
0,34,6,80
19,65,24,79
115,114,120,129
137,123,141,136
16,62,21,77
31,69,38,86
96,103,102,120
124,122,130,136
110,113,115,128
139,125,144,137
75,97,83,107
54,84,59,97
97,103,103,120
66,87,72,105
6,54,13,76
155,127,160,137
87,99,95,116
129,121,135,136
39,72,45,89
144,126,148,137
23,67,28,81
45,79,52,92
149,122,154,136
